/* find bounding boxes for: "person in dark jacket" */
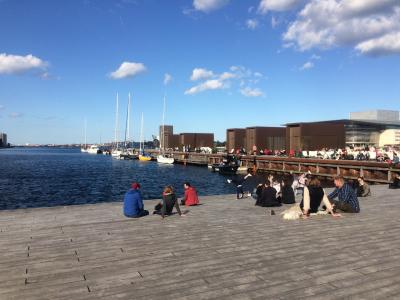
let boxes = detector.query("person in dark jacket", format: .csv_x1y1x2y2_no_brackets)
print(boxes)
357,177,371,197
389,173,400,189
280,177,296,204
123,182,149,218
300,177,339,217
255,180,282,207
227,174,245,199
153,186,183,218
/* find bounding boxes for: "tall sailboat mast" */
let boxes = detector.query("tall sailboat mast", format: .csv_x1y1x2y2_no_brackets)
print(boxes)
161,95,166,152
127,92,131,144
84,118,87,149
140,112,144,153
123,93,131,149
114,92,119,149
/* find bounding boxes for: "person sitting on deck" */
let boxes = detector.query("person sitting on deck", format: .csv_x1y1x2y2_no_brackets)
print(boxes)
328,175,360,213
300,177,340,218
180,182,199,206
357,176,371,197
389,173,400,189
280,176,296,204
153,186,184,218
123,182,149,218
255,180,282,207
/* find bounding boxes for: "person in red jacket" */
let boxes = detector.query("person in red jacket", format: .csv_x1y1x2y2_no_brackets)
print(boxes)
181,182,199,206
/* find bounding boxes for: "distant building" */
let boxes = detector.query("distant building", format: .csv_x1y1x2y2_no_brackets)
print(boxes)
226,127,286,153
180,133,214,149
350,110,399,122
245,127,286,152
0,132,7,147
226,129,246,152
285,119,400,151
159,125,214,150
159,125,174,148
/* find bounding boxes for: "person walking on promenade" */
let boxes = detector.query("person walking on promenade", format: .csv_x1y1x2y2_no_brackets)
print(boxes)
357,176,371,197
255,180,282,207
153,186,184,218
228,172,251,199
123,182,149,218
328,175,360,213
300,177,340,218
181,182,199,206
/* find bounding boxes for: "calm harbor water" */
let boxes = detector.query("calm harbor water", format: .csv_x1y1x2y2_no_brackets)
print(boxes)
0,147,238,210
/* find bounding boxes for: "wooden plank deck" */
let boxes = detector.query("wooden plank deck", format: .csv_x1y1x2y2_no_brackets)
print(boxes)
1,185,400,299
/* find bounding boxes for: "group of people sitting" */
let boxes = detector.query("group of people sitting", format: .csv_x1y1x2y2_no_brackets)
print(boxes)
251,172,361,218
123,182,199,218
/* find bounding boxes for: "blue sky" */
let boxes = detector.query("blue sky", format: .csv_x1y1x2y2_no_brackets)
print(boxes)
1,0,400,145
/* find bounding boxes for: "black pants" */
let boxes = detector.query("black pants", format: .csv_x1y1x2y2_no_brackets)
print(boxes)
236,186,244,199
126,210,149,218
330,200,357,213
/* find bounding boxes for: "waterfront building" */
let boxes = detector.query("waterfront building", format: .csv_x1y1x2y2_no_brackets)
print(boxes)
159,125,174,149
0,132,7,147
179,133,214,149
226,128,246,152
350,110,399,122
159,125,214,150
245,127,286,153
285,119,400,151
226,127,286,153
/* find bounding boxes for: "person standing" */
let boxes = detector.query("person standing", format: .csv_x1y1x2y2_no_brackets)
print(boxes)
123,182,149,218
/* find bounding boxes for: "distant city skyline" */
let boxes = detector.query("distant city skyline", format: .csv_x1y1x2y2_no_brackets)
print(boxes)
1,0,400,145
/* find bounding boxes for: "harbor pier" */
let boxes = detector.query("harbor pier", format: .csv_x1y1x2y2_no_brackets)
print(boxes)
146,150,400,183
1,185,400,299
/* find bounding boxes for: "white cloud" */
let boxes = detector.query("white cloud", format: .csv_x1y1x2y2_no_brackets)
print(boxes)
271,16,278,28
240,87,264,97
0,53,47,75
185,79,226,95
9,112,23,118
283,0,400,56
190,68,214,81
219,72,236,80
246,19,259,30
193,0,229,13
355,32,400,55
310,54,321,60
258,0,303,13
109,61,146,79
300,61,314,70
164,73,173,85
186,66,265,96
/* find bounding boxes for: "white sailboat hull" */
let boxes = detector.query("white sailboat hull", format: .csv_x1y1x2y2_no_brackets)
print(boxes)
111,150,123,158
157,155,174,164
87,145,100,154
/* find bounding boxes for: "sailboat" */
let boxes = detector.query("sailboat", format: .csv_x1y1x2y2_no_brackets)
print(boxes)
111,93,123,159
157,95,174,164
80,118,88,152
138,112,152,161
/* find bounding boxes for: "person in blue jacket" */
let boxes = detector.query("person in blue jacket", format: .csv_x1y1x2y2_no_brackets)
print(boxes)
123,182,149,218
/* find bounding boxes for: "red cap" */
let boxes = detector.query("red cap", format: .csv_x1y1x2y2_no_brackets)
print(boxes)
131,182,140,189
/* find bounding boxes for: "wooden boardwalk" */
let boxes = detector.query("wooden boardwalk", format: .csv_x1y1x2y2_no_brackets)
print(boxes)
1,185,400,299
